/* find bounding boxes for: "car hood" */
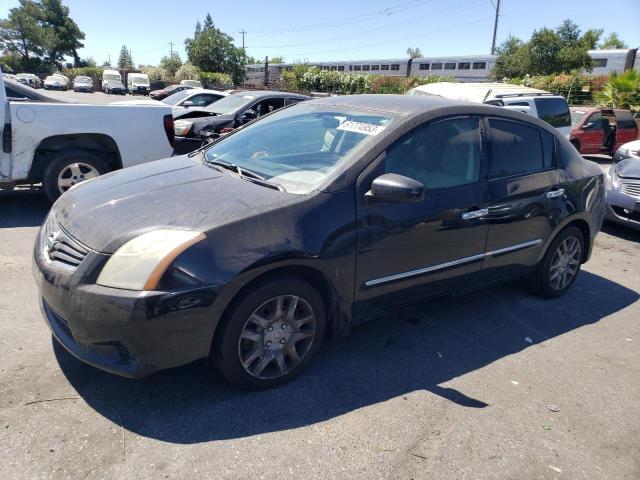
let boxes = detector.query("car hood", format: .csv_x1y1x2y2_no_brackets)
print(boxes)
110,99,165,106
615,157,640,179
53,156,297,254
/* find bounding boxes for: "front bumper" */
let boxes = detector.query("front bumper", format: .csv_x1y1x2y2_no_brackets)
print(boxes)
34,225,222,378
605,188,640,230
131,86,149,94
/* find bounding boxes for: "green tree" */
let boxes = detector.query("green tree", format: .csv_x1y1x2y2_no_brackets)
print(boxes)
194,21,202,37
117,44,133,69
184,16,245,83
600,32,627,49
580,28,603,49
406,47,422,59
160,51,182,77
269,56,285,64
0,0,47,66
596,70,640,109
40,0,85,66
175,62,199,81
492,35,530,79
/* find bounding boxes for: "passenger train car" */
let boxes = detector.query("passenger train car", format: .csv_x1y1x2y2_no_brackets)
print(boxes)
245,48,639,87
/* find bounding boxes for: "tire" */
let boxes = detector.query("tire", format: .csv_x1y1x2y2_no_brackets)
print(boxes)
527,226,585,298
42,150,110,202
213,276,327,389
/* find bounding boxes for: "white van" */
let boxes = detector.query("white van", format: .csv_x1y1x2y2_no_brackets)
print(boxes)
102,69,122,91
180,79,202,88
407,82,572,137
127,73,150,95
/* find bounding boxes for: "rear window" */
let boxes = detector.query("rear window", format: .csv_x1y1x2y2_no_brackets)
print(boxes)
489,119,546,178
616,111,637,129
534,97,570,128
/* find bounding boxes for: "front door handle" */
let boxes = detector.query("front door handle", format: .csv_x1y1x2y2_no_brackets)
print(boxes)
462,208,489,220
546,188,565,199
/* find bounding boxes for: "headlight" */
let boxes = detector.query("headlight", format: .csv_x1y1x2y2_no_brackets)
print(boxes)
174,120,193,136
97,230,205,290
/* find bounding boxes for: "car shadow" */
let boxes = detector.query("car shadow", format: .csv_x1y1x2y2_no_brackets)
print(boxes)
602,222,640,243
0,189,50,228
54,270,639,444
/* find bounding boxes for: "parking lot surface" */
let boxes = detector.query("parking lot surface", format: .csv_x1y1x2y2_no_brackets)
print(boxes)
1,169,639,479
41,88,147,105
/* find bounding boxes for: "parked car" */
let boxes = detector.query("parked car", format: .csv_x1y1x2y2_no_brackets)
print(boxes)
33,94,605,388
173,91,310,154
52,74,70,90
570,107,639,155
181,79,203,88
43,75,66,91
149,84,194,101
163,88,228,108
605,155,640,229
613,139,640,162
15,73,41,88
101,69,121,91
73,76,94,93
0,71,175,201
104,80,126,95
127,73,150,95
407,82,572,137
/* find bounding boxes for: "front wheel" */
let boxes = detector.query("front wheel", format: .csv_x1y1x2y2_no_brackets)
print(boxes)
42,151,110,202
527,226,584,298
213,277,326,389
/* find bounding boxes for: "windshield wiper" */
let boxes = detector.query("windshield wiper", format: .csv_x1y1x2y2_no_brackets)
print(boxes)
205,159,284,191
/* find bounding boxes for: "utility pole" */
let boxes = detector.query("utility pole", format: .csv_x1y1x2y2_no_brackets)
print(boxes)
490,0,501,55
239,30,247,87
169,41,174,57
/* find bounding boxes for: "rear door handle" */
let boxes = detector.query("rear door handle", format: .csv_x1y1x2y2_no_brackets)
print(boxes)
462,208,489,220
546,188,565,199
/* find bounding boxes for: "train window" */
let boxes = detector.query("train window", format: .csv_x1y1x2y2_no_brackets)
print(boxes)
338,66,345,71
391,64,400,70
349,65,353,71
330,66,337,71
458,63,471,70
472,62,486,69
431,63,443,70
354,65,362,71
419,64,429,70
593,58,607,68
371,65,379,70
381,65,389,70
362,65,370,71
444,63,456,70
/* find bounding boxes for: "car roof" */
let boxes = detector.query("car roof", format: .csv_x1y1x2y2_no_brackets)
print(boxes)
306,94,466,115
229,90,310,99
184,88,229,96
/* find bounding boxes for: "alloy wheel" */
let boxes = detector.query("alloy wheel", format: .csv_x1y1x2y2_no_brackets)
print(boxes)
238,295,317,380
549,236,581,291
57,162,100,193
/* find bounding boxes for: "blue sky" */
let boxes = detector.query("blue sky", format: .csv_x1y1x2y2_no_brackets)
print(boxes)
1,0,639,66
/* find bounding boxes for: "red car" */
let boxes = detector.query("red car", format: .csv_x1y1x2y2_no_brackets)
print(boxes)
149,84,194,101
570,107,639,155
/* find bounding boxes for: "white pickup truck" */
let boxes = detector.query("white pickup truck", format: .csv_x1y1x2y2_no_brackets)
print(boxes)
1,71,175,201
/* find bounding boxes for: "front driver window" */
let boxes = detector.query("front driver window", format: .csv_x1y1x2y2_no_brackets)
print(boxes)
385,117,482,190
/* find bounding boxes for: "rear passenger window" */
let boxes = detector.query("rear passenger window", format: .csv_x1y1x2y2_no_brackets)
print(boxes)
533,98,571,128
385,117,482,190
615,111,637,129
489,119,547,178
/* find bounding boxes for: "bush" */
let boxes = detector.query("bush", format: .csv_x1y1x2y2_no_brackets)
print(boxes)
198,71,233,87
141,66,166,83
175,63,200,82
503,72,613,106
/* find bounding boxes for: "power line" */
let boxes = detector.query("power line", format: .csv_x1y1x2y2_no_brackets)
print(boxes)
249,0,485,50
251,0,436,35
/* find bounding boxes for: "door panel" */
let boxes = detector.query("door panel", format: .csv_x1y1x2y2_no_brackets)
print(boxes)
581,112,604,153
354,116,490,314
482,118,564,279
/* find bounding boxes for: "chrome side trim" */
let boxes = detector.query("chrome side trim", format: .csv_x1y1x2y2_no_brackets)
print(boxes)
364,253,485,288
364,239,543,288
485,239,542,257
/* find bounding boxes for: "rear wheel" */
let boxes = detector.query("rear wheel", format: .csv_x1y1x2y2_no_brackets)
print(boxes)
42,150,110,202
213,277,326,389
527,226,584,298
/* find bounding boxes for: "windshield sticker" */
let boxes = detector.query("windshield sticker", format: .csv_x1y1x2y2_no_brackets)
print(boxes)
337,120,386,136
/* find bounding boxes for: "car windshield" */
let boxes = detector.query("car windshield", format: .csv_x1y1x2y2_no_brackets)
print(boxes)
203,104,395,194
205,94,262,115
571,110,586,128
103,73,121,82
75,76,91,83
131,77,148,85
163,90,193,105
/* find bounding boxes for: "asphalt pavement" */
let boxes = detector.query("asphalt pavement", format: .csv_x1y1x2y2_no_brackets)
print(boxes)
1,171,639,479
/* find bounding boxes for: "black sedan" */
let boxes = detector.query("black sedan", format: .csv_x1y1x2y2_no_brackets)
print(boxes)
34,95,605,388
172,90,311,154
103,80,126,95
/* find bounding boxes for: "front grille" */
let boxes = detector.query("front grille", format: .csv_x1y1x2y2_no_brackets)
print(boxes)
42,215,90,269
620,180,640,199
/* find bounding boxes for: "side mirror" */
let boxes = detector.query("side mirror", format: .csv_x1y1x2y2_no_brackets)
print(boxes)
182,101,194,107
367,173,425,203
240,109,258,121
582,121,595,129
